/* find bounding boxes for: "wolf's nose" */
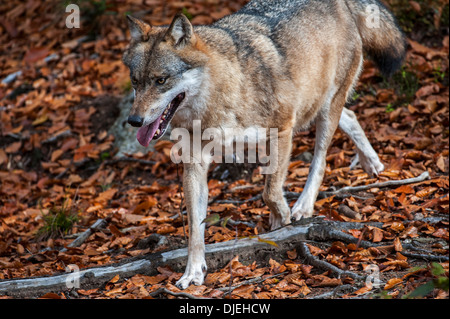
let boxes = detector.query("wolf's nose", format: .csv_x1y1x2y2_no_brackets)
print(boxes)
128,115,144,127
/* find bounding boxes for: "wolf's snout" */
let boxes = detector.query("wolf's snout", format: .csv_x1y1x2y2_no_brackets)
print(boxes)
128,115,144,127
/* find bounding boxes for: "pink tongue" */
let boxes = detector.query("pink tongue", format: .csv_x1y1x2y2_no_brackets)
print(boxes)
136,114,163,147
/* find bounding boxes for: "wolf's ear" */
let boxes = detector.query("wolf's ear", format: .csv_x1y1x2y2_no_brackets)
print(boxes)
166,14,194,48
126,15,152,42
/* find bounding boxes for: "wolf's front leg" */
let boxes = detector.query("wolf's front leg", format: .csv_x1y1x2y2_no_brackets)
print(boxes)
175,161,210,289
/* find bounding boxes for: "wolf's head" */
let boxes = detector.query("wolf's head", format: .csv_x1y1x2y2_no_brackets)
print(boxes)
123,14,208,147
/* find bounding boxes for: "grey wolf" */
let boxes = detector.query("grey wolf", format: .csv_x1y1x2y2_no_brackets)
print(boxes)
122,0,406,288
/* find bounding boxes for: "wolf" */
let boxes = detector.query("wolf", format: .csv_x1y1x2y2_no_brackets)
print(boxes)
122,0,406,288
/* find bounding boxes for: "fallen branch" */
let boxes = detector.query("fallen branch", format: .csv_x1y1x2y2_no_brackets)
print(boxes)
338,204,361,220
42,130,73,145
61,219,108,252
320,171,430,197
400,251,449,262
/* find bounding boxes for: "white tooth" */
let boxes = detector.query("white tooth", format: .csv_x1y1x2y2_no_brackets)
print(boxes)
156,129,160,135
160,120,163,124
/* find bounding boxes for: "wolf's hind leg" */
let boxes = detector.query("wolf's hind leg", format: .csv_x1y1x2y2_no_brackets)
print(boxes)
263,129,292,230
291,100,344,221
339,108,384,176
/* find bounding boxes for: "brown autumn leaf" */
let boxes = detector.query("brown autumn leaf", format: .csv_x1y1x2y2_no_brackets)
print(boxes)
352,285,372,296
39,292,62,299
287,249,297,260
393,185,415,194
372,227,384,242
384,278,403,290
0,149,8,165
233,284,254,298
409,0,421,13
109,274,120,284
436,155,446,172
50,149,64,162
409,39,447,59
133,198,158,214
393,237,403,252
156,225,176,235
24,47,49,63
307,275,342,287
109,225,123,237
432,228,449,240
5,141,21,154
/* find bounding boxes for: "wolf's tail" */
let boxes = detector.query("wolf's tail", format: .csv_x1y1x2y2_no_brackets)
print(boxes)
345,0,406,77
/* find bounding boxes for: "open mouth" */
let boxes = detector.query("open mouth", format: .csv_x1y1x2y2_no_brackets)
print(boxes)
136,92,185,147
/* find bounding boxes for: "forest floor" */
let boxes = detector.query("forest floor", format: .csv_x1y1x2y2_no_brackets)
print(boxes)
0,0,448,299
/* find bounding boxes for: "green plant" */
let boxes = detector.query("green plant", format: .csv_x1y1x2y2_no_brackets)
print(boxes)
432,66,447,83
182,8,193,21
385,103,395,113
405,262,449,298
388,0,448,36
37,199,78,240
383,66,420,105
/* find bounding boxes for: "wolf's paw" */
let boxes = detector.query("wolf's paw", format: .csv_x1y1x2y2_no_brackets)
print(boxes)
269,212,291,230
351,153,385,177
175,261,207,290
291,200,314,221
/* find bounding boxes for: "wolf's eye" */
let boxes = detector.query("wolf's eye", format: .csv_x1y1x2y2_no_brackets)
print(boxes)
156,77,167,85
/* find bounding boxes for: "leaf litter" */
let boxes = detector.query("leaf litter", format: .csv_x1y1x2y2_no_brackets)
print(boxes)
0,0,448,299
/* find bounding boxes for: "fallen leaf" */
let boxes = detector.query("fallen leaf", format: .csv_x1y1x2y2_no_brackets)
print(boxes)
384,278,403,290
24,47,49,63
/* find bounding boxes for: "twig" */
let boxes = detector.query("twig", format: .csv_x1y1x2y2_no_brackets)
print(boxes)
321,171,430,197
61,218,108,252
306,223,378,249
338,204,361,220
42,129,72,145
226,218,256,229
298,242,364,280
150,287,209,299
55,159,74,179
400,251,449,262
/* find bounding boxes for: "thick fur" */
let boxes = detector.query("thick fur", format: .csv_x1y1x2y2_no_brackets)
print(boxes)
123,0,405,288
